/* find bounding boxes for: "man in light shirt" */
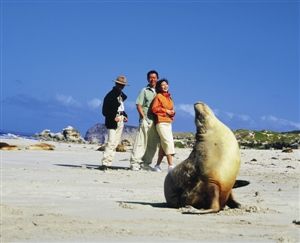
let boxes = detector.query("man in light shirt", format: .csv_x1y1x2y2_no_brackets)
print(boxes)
130,70,160,170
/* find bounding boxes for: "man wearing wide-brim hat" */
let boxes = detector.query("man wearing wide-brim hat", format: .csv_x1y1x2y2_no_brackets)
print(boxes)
101,75,129,167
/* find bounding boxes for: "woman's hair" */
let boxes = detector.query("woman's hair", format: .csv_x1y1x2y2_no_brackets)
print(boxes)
155,78,169,93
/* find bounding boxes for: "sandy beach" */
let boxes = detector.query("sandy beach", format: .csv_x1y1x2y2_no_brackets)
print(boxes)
1,137,299,242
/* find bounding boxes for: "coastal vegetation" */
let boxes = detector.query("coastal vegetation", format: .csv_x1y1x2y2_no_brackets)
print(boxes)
174,130,300,149
4,124,297,150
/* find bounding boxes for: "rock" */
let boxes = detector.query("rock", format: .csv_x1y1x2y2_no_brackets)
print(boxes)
85,123,107,144
84,123,138,144
39,129,51,138
290,143,299,149
53,132,65,141
282,148,293,153
174,140,185,148
35,126,85,143
62,126,85,143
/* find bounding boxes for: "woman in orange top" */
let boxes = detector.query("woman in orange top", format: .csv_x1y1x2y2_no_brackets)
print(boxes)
151,79,175,172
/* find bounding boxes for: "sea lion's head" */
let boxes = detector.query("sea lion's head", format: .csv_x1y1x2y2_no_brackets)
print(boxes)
194,102,216,134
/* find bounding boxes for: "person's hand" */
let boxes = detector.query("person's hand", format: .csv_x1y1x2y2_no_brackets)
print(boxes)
115,116,120,122
143,118,151,127
167,109,175,117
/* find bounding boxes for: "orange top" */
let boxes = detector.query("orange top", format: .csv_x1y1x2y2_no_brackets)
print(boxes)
151,93,175,123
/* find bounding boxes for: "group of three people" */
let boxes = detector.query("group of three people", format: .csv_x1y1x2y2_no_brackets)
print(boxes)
101,70,175,172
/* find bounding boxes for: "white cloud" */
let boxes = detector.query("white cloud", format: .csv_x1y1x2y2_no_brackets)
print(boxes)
87,98,102,109
261,115,300,130
224,112,234,119
176,104,194,116
86,99,135,111
176,103,252,123
238,114,251,122
55,94,81,107
169,102,299,131
223,112,251,122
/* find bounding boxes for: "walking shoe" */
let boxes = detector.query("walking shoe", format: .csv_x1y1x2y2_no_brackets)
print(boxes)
140,164,153,171
130,164,140,171
168,165,174,172
100,164,108,171
153,165,162,172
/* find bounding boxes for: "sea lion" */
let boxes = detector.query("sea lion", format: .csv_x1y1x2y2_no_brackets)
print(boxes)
27,143,55,151
164,102,241,214
0,142,19,150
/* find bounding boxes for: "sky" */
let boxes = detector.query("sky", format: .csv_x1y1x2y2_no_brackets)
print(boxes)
1,0,299,136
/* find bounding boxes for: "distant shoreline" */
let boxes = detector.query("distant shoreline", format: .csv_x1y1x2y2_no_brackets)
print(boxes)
1,127,299,139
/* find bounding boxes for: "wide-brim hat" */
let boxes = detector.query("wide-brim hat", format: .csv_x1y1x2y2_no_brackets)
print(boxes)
114,75,129,86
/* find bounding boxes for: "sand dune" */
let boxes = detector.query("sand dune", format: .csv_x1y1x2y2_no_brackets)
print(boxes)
1,138,299,242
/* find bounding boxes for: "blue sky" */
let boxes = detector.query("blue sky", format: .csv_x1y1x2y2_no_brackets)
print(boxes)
1,0,299,136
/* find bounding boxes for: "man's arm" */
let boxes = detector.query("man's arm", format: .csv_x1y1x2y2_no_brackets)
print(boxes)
136,104,145,119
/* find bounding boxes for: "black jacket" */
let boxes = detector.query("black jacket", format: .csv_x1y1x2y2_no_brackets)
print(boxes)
102,86,128,129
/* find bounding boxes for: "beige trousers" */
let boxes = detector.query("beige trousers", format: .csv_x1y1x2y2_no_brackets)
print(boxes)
102,118,124,166
130,119,160,168
156,122,175,155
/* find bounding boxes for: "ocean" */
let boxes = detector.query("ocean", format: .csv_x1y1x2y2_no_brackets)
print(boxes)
0,130,35,140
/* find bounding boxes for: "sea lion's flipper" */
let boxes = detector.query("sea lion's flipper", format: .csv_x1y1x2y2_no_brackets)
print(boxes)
180,205,219,214
226,191,241,208
184,181,221,214
233,180,250,188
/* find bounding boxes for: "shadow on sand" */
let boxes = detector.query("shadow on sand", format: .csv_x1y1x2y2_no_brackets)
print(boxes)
54,164,130,170
117,201,168,208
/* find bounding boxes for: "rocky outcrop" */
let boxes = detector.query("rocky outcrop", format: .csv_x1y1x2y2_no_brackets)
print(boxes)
33,125,299,150
35,126,85,143
84,123,107,144
84,123,137,144
62,126,85,143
